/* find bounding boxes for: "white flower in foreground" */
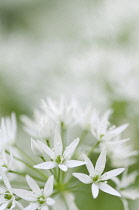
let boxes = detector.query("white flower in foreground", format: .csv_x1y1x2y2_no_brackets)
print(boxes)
0,113,17,148
13,175,55,210
34,128,85,172
0,170,23,209
73,149,124,198
91,109,128,142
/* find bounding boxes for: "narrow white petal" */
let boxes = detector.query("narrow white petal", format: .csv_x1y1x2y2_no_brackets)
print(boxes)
0,202,9,210
54,127,63,156
72,173,92,184
12,189,37,201
98,183,121,197
41,205,48,210
83,154,95,177
24,203,39,210
101,168,125,181
46,197,55,206
44,175,54,197
91,183,99,199
65,160,85,168
1,170,11,190
31,139,43,157
58,164,68,171
63,138,80,160
26,175,41,195
105,124,129,140
34,161,56,170
37,140,55,158
15,201,24,209
95,149,106,175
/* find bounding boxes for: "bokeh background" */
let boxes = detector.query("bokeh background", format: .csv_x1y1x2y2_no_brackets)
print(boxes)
0,0,139,209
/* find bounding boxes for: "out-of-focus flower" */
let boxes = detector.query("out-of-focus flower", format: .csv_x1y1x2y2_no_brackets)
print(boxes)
13,175,55,210
0,113,17,149
34,127,85,172
73,149,124,198
21,109,53,140
91,109,128,142
0,170,23,209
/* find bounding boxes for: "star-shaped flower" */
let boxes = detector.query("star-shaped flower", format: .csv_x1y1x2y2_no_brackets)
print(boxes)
73,149,124,198
13,175,55,210
34,128,85,172
0,170,23,209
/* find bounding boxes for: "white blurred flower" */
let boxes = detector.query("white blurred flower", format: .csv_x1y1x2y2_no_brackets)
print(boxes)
73,149,124,198
21,109,53,139
41,97,76,127
0,170,23,209
53,192,78,210
91,109,128,142
34,127,85,172
31,138,44,157
13,175,55,210
0,113,17,149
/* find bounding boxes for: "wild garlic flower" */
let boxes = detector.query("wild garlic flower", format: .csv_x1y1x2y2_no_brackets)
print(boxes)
34,128,85,172
112,170,139,200
0,113,17,149
0,170,23,209
73,149,124,198
91,109,128,142
41,97,75,127
13,175,55,210
21,110,53,139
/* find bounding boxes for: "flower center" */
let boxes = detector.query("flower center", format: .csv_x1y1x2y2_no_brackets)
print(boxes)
4,191,12,200
55,155,64,164
92,175,100,183
37,195,46,204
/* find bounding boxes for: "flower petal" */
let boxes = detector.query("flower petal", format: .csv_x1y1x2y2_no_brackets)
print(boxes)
98,183,121,197
101,168,125,181
26,175,41,195
46,197,55,206
65,160,85,168
31,139,43,157
37,140,55,159
24,203,39,210
72,173,92,184
12,189,37,201
58,164,68,171
34,161,56,170
91,183,99,199
63,138,80,160
83,154,95,177
54,127,63,156
44,175,54,197
0,170,11,190
95,149,106,175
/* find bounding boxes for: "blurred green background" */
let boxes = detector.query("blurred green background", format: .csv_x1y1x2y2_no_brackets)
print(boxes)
0,0,139,209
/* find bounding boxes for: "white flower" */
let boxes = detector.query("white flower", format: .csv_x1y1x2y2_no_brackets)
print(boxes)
13,175,55,210
53,192,79,210
112,170,139,200
73,149,124,198
91,109,128,142
0,169,23,209
34,128,85,172
41,97,75,127
21,109,53,139
0,113,17,148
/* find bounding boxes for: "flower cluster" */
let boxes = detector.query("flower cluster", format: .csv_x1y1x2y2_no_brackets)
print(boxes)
0,97,138,210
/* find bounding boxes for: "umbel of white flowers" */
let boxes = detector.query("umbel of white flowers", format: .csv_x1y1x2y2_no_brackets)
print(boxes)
73,149,125,198
34,127,85,172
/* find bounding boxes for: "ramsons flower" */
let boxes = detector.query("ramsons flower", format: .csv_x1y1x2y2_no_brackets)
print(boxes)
13,175,55,210
34,128,85,172
73,149,124,198
0,170,23,209
91,109,128,142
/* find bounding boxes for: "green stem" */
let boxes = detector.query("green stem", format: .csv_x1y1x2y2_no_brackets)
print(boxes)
88,141,101,158
46,139,50,147
80,129,89,143
61,122,66,149
9,170,45,182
